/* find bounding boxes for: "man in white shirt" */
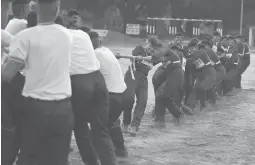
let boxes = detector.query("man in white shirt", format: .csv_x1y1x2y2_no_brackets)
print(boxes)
88,31,128,158
5,0,30,35
2,1,31,164
66,9,117,165
2,0,74,165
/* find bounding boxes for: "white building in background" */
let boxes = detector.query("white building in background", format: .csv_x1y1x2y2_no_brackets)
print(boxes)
248,25,255,48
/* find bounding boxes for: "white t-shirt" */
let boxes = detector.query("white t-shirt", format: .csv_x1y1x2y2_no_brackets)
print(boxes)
95,47,126,93
8,24,73,100
5,18,27,35
69,29,100,75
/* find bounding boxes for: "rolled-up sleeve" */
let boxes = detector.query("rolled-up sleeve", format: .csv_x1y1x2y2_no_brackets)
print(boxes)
1,30,13,47
8,31,30,63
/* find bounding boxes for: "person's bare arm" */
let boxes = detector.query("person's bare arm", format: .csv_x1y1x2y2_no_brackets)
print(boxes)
2,32,28,82
1,30,13,48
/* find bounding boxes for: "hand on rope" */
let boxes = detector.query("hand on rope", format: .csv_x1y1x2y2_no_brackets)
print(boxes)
114,53,152,62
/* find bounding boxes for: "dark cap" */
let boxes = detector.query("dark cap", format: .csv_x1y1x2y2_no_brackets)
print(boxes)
67,9,80,17
88,31,99,40
213,31,221,37
148,36,161,47
175,32,184,37
190,38,199,44
201,40,212,47
170,44,184,52
188,40,198,48
233,35,244,39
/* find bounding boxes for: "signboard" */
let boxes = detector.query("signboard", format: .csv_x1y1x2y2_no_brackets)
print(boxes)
126,24,140,35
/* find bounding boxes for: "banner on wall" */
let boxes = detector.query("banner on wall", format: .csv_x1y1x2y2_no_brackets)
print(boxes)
126,24,140,35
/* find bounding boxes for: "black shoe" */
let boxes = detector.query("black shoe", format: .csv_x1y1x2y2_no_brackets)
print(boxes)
115,148,128,158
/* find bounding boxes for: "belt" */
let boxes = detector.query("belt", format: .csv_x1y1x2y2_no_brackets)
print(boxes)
214,61,221,67
173,60,181,64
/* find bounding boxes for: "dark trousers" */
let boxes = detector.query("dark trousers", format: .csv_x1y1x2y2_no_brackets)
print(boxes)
123,69,148,129
215,64,227,96
152,66,167,115
222,63,238,95
154,68,184,121
109,92,126,151
154,82,183,122
152,66,167,93
234,57,250,88
17,97,74,165
2,73,25,165
184,71,195,104
71,71,116,165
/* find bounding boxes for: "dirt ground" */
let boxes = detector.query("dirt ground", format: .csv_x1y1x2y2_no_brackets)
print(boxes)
69,47,255,165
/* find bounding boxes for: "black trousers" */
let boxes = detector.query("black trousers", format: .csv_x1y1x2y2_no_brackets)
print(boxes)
109,92,126,151
71,71,116,165
17,97,74,165
2,72,25,165
154,68,184,122
123,69,148,129
234,57,250,88
222,63,238,95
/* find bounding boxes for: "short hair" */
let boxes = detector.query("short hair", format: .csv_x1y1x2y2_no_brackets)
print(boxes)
175,32,184,37
170,44,184,52
79,26,91,33
221,36,228,40
213,31,221,37
26,10,37,28
88,31,99,40
67,8,80,17
190,38,199,44
55,15,65,26
188,40,198,48
198,44,206,50
12,1,30,17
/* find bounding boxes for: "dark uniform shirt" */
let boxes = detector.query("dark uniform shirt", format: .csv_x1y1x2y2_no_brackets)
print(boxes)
186,50,211,70
132,45,153,76
222,45,239,64
205,48,220,66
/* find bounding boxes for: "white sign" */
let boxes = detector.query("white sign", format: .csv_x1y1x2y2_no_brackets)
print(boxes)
126,24,140,35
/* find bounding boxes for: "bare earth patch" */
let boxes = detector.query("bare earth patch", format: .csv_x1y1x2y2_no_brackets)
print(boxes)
69,49,255,165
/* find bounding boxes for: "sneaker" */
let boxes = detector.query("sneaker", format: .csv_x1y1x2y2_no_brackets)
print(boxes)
128,126,137,137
